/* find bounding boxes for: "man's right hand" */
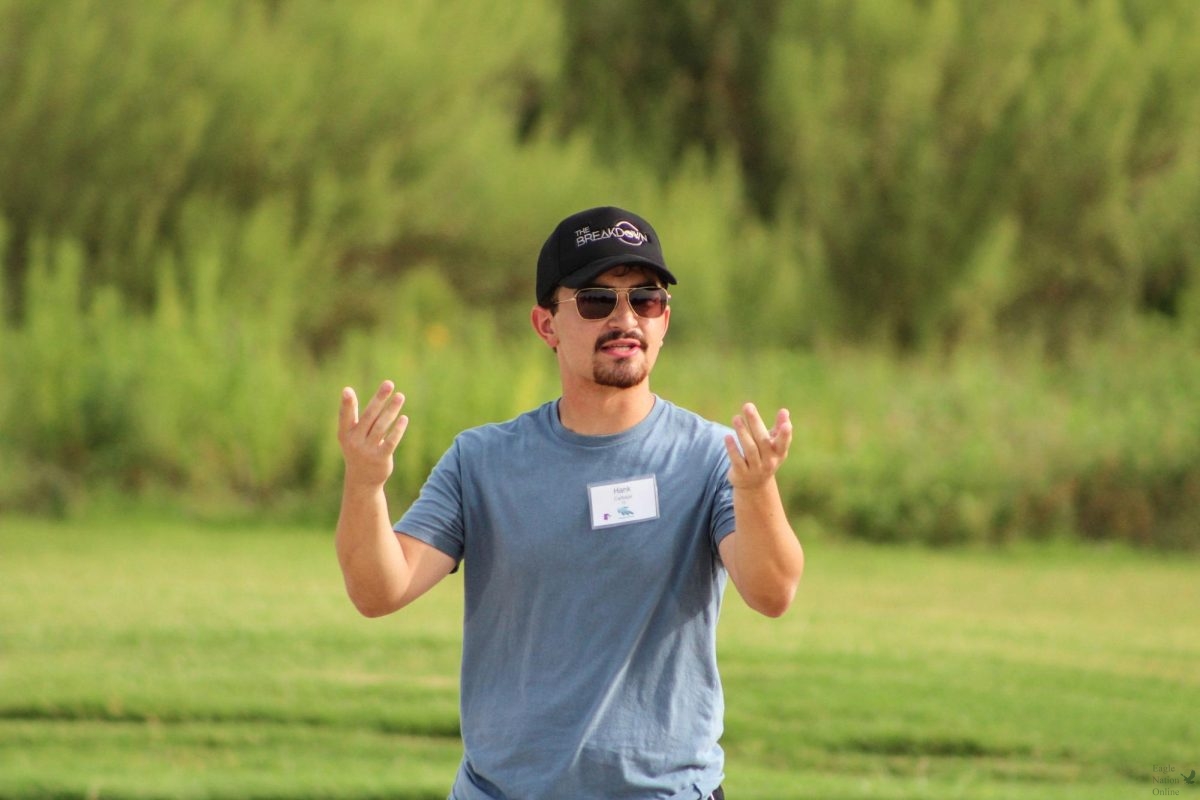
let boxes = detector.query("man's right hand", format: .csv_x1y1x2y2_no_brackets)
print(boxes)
337,380,409,488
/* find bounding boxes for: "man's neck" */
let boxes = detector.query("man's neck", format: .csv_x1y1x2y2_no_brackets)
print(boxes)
556,384,656,436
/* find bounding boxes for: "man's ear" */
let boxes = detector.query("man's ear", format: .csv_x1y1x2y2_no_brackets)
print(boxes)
530,305,558,350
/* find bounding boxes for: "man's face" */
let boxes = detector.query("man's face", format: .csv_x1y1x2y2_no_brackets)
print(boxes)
538,265,671,391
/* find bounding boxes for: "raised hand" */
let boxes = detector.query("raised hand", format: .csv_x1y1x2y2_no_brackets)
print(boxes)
337,380,409,489
724,402,792,490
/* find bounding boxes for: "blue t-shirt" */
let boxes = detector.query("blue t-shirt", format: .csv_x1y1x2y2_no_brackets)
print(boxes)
396,397,737,800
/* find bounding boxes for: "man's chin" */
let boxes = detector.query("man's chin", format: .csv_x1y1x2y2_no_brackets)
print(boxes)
593,362,648,389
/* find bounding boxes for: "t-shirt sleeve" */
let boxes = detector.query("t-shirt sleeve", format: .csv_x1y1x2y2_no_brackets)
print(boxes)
394,439,466,565
710,430,737,549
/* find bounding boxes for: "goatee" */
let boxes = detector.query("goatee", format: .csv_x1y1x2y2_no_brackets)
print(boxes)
593,330,649,388
593,359,648,389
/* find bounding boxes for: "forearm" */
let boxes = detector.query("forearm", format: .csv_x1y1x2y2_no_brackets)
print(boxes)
730,478,805,617
335,482,411,617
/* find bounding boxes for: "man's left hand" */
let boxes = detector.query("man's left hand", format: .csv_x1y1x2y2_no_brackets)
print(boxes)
725,403,792,489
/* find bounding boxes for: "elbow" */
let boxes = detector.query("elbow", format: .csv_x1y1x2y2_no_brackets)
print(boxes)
746,566,802,618
352,599,394,619
346,585,406,619
758,600,791,619
728,533,804,618
749,585,797,618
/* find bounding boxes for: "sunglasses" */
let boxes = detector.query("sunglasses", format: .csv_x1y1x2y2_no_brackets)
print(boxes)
554,286,671,320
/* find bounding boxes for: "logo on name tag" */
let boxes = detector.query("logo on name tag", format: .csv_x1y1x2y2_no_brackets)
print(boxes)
587,475,660,529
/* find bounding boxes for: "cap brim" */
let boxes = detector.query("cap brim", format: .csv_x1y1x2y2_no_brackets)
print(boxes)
559,255,677,289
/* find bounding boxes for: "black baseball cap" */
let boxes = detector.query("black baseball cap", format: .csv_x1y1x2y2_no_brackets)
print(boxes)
536,206,677,305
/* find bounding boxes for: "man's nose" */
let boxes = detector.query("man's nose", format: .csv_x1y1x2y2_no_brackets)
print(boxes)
607,292,639,325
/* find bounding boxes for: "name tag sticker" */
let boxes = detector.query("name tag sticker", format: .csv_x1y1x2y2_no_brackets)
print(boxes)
588,475,660,530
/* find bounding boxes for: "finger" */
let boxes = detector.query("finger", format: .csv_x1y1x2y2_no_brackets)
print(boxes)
741,402,775,455
744,402,775,440
383,413,410,450
733,412,762,468
772,408,793,456
369,392,406,442
723,432,744,465
359,380,396,437
338,387,359,437
723,433,754,486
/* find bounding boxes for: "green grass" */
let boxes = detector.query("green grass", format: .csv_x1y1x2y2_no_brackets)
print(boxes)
1,517,1196,799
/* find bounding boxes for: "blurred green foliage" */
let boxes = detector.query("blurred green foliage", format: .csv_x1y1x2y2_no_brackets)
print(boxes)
1,0,1197,546
559,0,1200,347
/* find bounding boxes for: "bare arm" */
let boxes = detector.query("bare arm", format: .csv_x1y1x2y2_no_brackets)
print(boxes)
718,403,805,617
335,381,455,618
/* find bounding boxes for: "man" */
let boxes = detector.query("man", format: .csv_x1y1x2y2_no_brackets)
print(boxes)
336,206,804,800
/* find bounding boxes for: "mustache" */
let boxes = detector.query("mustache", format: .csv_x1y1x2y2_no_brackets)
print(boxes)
594,329,648,352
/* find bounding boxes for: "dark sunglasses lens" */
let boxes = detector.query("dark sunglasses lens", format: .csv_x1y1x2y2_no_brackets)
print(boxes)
630,288,667,318
575,289,618,319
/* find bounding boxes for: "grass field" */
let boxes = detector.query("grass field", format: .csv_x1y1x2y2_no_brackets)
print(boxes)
1,516,1196,799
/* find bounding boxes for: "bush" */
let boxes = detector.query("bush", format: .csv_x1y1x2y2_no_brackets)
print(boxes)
2,1,1198,548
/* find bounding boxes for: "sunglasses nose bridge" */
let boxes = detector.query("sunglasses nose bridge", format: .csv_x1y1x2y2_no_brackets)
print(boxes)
609,289,640,322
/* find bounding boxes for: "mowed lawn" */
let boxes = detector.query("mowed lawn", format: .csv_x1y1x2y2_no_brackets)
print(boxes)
1,517,1196,799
